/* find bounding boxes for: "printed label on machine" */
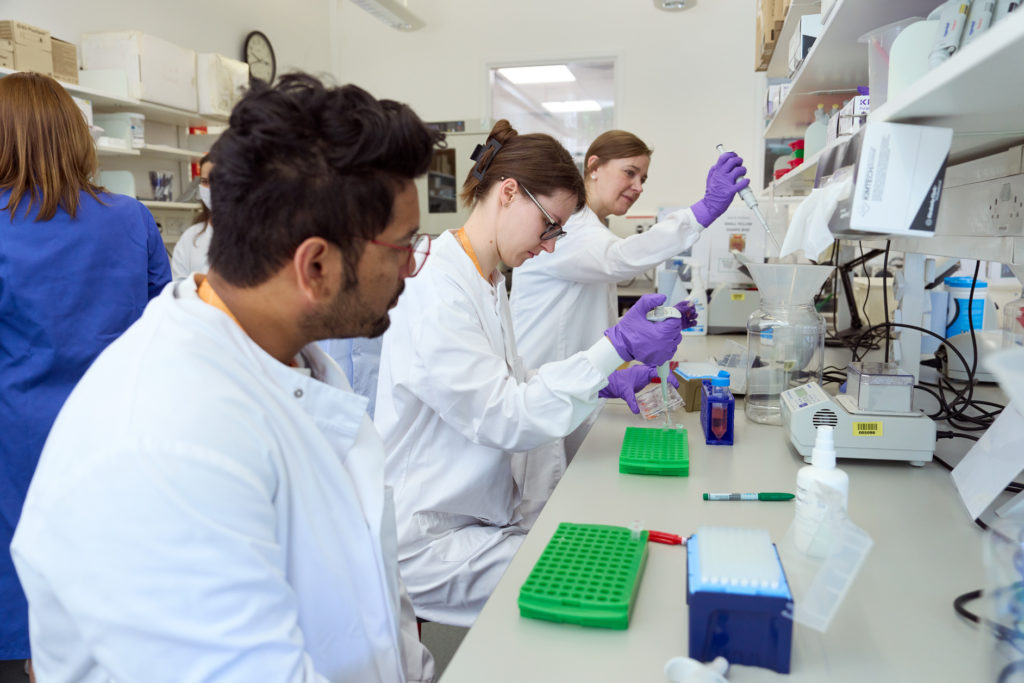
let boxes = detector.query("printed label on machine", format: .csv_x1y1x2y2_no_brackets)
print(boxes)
781,383,831,411
730,292,746,301
852,421,883,437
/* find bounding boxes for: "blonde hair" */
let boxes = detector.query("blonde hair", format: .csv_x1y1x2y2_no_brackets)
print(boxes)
584,130,653,175
0,72,102,221
459,119,585,212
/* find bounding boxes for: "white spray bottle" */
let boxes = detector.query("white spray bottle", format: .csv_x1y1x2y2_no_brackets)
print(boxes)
680,260,708,337
793,425,849,557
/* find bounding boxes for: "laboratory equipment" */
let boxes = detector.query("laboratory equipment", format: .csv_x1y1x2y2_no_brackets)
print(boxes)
518,522,648,629
803,104,829,158
858,18,920,111
780,380,936,466
940,330,1002,382
618,426,690,476
699,371,734,446
793,426,848,558
686,527,793,674
664,656,729,683
680,264,708,337
743,262,832,425
714,144,781,252
645,305,687,424
708,284,761,334
944,275,988,337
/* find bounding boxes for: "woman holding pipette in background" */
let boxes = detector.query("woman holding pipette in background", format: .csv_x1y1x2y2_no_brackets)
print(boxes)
374,120,693,627
511,130,750,370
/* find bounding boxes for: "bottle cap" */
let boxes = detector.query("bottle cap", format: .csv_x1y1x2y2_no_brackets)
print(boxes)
811,425,836,469
711,370,730,387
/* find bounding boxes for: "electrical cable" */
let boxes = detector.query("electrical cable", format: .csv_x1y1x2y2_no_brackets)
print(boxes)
882,240,891,362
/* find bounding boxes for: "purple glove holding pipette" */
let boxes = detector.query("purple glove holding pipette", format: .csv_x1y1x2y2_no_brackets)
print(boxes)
690,151,750,227
600,364,680,414
605,293,690,366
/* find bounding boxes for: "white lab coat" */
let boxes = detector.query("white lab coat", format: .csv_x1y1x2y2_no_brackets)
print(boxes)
374,231,624,627
510,205,704,368
170,220,213,279
11,275,432,683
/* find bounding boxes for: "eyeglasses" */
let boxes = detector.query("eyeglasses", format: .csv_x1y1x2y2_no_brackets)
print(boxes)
520,186,566,241
369,232,432,277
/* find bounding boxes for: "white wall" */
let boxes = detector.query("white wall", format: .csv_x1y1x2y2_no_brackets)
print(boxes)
7,0,333,77
333,0,762,213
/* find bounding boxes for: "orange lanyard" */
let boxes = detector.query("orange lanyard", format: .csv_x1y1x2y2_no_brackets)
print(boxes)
454,227,489,281
196,274,299,368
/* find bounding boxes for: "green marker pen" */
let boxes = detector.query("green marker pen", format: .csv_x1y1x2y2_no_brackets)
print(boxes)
703,492,795,501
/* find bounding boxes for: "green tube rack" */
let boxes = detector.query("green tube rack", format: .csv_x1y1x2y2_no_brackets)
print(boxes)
518,522,649,629
618,426,689,476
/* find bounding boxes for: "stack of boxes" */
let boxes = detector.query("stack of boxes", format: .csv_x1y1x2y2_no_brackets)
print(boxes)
0,20,79,84
754,0,792,72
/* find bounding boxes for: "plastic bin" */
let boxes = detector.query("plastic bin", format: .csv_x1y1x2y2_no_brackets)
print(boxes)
858,18,920,111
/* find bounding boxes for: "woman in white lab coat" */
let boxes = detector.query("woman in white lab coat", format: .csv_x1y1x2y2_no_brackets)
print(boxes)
510,130,749,369
374,120,690,627
171,154,214,279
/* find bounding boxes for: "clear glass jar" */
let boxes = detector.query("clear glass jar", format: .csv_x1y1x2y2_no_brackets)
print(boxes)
745,302,826,425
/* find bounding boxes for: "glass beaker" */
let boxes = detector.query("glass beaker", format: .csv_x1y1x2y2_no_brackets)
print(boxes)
745,302,826,425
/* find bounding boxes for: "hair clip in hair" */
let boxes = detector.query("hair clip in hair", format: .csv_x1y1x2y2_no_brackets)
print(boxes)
469,138,503,181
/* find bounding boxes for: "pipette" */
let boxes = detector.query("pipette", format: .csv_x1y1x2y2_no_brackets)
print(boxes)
715,143,782,252
646,306,682,428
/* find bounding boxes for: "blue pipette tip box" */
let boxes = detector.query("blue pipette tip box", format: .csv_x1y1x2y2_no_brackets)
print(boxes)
686,529,793,674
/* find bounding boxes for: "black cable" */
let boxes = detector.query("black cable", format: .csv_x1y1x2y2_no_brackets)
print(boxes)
937,430,980,442
882,241,891,362
858,241,872,329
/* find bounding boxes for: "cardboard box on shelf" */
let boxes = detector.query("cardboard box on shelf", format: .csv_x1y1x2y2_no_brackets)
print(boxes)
197,53,248,118
81,31,197,111
0,20,53,76
50,37,77,84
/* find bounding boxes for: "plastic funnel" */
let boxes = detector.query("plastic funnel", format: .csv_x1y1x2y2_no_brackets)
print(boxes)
745,263,834,306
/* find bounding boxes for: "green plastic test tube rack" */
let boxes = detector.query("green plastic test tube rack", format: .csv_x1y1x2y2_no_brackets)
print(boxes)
618,426,689,476
518,522,649,629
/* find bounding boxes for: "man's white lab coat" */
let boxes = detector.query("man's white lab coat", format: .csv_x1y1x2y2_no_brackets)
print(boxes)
12,275,432,683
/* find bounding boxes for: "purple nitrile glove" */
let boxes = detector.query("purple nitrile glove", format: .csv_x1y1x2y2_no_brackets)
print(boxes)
690,152,751,227
599,364,680,414
604,293,684,366
676,300,698,330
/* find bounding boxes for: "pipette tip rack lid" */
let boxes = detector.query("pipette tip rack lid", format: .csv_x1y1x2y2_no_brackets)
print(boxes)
618,426,689,476
518,522,649,629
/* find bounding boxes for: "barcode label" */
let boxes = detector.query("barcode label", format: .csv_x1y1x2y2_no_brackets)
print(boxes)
853,422,882,437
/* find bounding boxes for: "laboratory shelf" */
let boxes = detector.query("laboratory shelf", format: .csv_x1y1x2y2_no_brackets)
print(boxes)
140,200,202,212
870,9,1024,165
96,144,141,157
0,66,228,128
141,144,203,161
764,0,939,139
765,0,821,79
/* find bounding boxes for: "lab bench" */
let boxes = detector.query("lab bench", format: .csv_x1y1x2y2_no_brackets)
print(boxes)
442,335,993,682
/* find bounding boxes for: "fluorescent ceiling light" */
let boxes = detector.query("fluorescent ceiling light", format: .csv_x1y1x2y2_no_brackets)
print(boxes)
653,0,695,10
497,65,575,84
542,100,602,113
350,0,425,31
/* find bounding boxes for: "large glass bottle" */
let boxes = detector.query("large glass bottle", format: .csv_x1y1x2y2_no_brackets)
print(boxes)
745,301,826,425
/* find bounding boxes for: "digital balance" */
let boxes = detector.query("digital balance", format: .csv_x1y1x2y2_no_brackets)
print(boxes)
780,363,936,467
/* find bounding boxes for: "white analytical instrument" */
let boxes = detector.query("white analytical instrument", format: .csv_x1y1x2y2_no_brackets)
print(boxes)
780,369,937,467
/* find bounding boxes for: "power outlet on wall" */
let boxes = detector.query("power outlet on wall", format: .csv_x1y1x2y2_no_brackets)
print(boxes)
990,180,1024,235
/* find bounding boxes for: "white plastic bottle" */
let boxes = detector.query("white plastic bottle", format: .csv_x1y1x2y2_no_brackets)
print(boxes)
803,104,829,158
681,262,708,336
793,425,849,557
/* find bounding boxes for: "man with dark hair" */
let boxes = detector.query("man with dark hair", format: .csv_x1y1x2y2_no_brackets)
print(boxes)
12,74,442,683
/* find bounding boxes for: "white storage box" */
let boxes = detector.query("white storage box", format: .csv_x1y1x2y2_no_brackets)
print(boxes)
788,14,822,75
197,53,248,118
816,121,953,238
81,31,197,111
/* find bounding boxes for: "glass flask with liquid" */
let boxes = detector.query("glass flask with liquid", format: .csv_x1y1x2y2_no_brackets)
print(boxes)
743,263,832,425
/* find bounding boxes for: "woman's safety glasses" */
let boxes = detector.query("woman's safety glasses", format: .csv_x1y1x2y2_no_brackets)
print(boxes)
369,232,431,277
521,186,567,241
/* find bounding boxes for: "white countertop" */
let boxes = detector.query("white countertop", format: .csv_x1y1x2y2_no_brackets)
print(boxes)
441,336,992,682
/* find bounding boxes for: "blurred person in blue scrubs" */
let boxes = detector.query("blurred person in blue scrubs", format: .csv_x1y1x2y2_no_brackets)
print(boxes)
0,72,171,681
